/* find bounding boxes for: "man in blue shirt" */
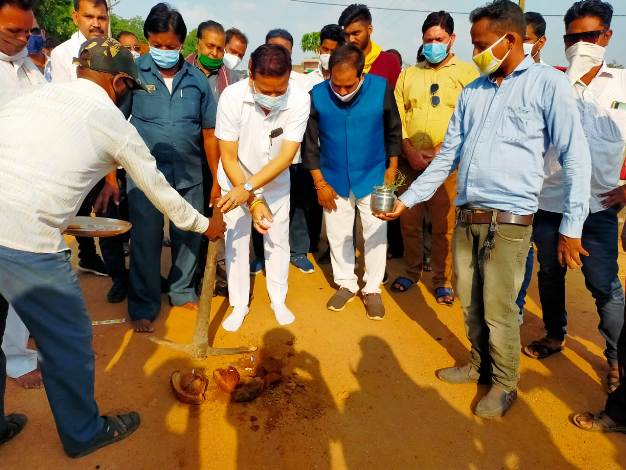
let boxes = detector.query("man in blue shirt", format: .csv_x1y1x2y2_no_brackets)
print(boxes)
379,0,592,418
127,3,217,333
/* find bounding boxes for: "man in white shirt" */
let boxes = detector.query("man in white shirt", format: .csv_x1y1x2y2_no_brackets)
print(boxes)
0,37,224,456
262,29,318,275
0,0,45,392
50,0,108,82
525,1,626,395
216,44,310,332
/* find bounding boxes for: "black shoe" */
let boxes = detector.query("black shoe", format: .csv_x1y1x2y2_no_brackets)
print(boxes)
0,413,27,445
160,277,169,294
78,257,109,277
107,280,128,303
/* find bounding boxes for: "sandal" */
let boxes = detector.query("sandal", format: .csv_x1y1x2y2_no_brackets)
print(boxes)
572,411,626,433
523,337,564,359
607,366,620,394
67,412,140,459
435,287,454,305
390,276,415,293
0,413,27,445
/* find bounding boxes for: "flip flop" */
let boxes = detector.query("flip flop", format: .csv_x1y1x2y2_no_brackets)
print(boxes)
572,412,626,433
390,276,415,293
435,287,454,305
523,337,564,359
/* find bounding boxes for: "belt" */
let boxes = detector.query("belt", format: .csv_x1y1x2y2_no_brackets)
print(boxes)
457,208,534,226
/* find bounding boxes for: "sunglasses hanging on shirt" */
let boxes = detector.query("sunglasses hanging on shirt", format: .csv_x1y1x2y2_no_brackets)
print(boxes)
430,83,440,107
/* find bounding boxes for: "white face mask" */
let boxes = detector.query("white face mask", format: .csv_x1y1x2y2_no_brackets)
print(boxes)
319,53,331,70
331,77,364,103
522,42,534,57
131,50,141,60
0,47,27,64
223,52,242,70
565,41,606,85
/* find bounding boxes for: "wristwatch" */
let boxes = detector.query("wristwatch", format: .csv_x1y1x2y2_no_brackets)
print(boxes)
243,182,253,192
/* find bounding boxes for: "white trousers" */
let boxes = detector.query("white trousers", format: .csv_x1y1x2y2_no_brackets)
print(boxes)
224,201,290,308
2,305,37,378
325,193,387,294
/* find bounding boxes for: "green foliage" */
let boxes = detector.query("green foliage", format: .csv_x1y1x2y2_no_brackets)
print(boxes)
182,28,198,58
35,0,74,42
300,32,320,56
607,61,625,69
110,14,144,41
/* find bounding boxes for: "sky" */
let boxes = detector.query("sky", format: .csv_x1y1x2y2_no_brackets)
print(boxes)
113,0,626,67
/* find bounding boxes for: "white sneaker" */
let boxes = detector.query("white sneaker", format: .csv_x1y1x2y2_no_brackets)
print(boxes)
222,306,249,332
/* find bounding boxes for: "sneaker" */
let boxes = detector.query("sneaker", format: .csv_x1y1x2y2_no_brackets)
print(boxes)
364,293,385,320
474,385,517,418
78,257,109,277
327,288,356,311
107,280,128,303
250,257,265,275
291,255,315,274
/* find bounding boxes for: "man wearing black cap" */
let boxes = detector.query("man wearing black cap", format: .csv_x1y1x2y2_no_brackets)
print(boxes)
0,37,225,458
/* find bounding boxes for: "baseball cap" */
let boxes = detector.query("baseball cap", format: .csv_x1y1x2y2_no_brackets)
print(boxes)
73,37,149,92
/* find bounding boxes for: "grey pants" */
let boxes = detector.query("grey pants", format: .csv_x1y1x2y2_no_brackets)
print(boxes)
453,221,532,392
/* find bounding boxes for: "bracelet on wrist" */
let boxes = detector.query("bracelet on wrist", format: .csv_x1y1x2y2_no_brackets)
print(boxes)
314,181,328,191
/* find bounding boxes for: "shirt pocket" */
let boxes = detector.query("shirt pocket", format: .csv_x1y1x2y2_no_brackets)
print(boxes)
177,86,202,121
497,105,532,143
132,90,163,121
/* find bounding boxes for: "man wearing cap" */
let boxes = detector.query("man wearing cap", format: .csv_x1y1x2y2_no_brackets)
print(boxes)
0,37,225,457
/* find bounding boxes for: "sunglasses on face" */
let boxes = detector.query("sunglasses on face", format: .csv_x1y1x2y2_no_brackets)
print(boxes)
123,44,142,52
563,29,606,48
430,83,440,107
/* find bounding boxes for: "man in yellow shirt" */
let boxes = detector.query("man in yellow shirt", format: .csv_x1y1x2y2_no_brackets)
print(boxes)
393,11,478,303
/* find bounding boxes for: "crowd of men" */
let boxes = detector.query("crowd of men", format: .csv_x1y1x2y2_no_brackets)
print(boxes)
0,0,625,459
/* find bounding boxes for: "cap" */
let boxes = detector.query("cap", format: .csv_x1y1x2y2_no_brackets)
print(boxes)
73,37,149,92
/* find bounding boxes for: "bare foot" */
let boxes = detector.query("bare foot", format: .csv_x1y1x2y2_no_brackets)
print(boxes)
132,319,154,333
14,369,43,389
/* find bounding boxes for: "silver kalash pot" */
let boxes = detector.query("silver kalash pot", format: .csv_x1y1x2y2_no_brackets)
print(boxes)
370,186,397,214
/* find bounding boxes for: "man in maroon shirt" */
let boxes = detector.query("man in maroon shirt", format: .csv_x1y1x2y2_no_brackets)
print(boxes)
338,3,402,88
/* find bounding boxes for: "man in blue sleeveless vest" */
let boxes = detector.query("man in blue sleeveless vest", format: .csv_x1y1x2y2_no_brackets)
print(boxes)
302,44,402,320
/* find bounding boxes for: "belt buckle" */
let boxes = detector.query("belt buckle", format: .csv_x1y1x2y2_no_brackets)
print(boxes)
458,209,471,224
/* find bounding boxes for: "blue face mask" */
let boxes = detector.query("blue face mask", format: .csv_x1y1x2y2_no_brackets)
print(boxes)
252,83,288,112
149,47,181,69
422,42,449,64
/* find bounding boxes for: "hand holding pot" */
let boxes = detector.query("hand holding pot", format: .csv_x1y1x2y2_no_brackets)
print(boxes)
375,200,407,221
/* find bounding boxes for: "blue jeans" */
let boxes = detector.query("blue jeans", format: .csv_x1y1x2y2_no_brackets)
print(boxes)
515,245,534,312
127,179,203,321
533,209,624,362
0,246,105,455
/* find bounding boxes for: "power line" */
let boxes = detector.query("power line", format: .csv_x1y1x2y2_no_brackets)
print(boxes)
288,0,626,17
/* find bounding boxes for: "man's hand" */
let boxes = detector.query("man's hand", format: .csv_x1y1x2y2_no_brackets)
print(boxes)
402,140,434,172
204,211,226,241
600,186,626,210
375,200,407,221
316,181,338,211
557,234,589,269
209,180,222,208
217,184,250,213
93,181,121,215
251,200,273,235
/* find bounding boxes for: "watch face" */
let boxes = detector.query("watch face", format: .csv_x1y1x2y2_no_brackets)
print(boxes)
244,183,253,191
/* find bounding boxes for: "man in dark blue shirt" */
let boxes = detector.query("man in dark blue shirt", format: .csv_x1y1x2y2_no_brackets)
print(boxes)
127,3,217,333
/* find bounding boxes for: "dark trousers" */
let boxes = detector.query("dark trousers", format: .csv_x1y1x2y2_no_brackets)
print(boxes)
605,323,626,424
516,245,534,312
99,170,128,283
289,163,313,260
0,246,105,455
127,179,203,321
533,209,624,362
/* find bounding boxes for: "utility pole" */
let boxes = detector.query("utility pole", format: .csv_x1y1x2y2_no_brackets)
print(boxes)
519,0,526,11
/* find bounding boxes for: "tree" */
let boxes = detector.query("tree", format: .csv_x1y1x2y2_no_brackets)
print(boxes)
301,32,320,56
110,14,144,40
607,60,625,69
35,0,74,42
182,28,198,58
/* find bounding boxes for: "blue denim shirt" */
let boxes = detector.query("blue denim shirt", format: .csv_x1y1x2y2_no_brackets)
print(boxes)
399,57,592,238
130,55,217,189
